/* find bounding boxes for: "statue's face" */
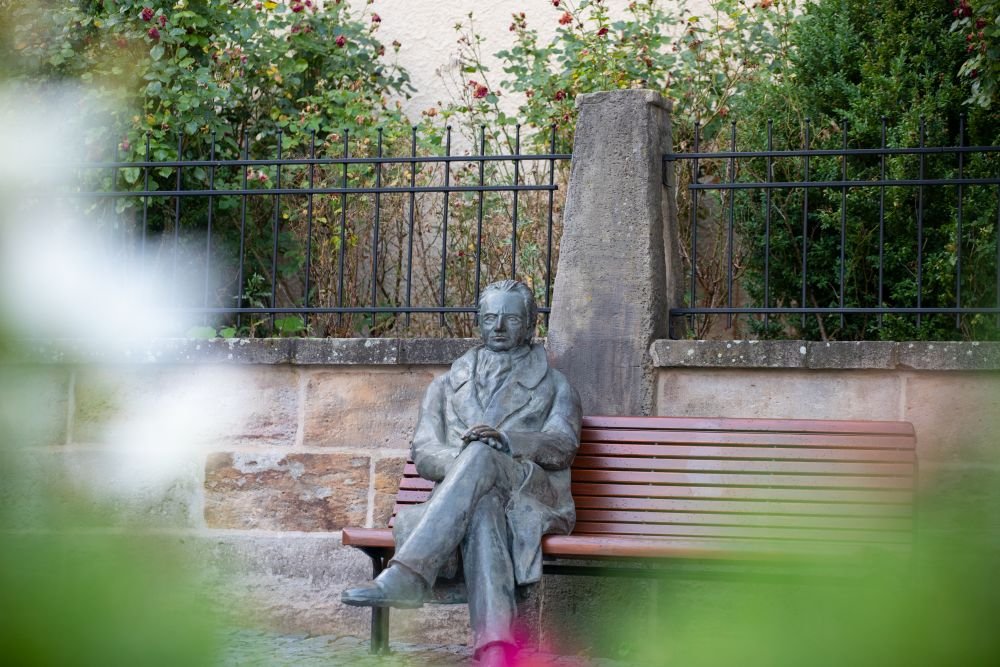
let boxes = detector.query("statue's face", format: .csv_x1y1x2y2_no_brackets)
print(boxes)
479,290,529,352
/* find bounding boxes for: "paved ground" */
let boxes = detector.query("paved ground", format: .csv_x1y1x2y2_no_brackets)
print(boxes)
220,630,628,666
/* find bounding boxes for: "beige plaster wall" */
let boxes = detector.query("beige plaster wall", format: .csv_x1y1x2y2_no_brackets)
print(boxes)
351,0,711,124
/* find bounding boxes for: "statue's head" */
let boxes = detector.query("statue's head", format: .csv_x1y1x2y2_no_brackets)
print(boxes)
477,280,537,352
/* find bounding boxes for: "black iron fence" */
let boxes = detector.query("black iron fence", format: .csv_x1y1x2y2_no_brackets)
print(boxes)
58,115,1000,342
667,118,1000,341
65,126,570,338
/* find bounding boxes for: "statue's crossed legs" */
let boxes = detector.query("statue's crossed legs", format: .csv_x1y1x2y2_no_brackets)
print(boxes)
344,442,526,662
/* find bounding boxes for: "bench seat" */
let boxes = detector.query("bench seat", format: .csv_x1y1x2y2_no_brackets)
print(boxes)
343,415,917,652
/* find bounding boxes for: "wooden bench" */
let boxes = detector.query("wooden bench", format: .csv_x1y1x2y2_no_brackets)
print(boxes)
343,415,918,653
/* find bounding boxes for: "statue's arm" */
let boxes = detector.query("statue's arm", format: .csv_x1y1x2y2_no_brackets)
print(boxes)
505,375,582,470
410,375,455,482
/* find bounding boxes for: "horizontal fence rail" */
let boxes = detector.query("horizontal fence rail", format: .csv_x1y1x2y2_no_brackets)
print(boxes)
667,116,1000,341
57,126,571,338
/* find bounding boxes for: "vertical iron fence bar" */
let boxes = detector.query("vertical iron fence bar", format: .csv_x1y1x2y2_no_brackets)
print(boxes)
439,127,452,328
878,117,886,328
511,124,520,281
237,133,249,332
475,126,486,303
839,120,848,330
270,131,283,330
111,141,120,270
141,135,150,261
111,140,119,189
764,120,773,330
917,118,925,328
956,114,965,329
727,121,737,330
204,132,216,323
371,128,383,324
338,130,349,326
405,127,417,328
544,125,556,328
996,185,1000,329
304,131,316,332
801,119,811,331
172,133,183,298
690,122,700,332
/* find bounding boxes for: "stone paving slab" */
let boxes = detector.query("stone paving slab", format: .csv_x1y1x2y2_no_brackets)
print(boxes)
220,630,627,667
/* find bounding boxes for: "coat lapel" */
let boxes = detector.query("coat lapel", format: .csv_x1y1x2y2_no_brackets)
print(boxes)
484,344,548,427
448,348,481,429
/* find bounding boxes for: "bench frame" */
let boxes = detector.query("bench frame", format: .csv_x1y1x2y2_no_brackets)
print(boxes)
343,415,917,654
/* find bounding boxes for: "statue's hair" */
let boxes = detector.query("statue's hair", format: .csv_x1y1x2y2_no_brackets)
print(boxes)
478,279,538,341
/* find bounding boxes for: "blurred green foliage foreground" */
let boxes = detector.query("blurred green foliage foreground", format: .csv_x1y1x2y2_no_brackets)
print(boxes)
0,330,220,665
0,400,222,666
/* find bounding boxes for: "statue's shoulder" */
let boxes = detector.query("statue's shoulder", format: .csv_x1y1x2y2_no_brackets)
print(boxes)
442,344,481,388
532,344,580,408
529,343,569,387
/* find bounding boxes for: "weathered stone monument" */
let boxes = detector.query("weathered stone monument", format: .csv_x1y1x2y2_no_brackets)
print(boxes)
548,89,684,416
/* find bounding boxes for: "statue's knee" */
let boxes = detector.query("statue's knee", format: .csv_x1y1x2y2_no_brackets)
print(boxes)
457,441,501,471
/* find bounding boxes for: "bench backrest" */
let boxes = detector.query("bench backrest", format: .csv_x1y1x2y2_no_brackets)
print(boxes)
391,415,917,549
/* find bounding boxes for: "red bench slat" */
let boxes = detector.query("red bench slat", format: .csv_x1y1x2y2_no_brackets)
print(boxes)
581,415,915,436
571,495,914,517
570,521,911,543
581,428,913,449
570,469,914,490
569,482,912,504
576,443,914,462
571,456,914,476
574,509,913,532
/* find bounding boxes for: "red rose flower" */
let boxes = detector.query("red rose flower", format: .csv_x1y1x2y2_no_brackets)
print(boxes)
554,90,566,101
140,7,154,21
559,12,572,25
597,27,609,36
148,27,160,41
158,14,166,27
335,35,346,48
474,84,489,99
371,13,381,23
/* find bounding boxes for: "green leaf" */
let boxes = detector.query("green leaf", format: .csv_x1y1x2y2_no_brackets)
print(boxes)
150,44,165,61
185,326,218,340
122,167,141,185
274,316,305,336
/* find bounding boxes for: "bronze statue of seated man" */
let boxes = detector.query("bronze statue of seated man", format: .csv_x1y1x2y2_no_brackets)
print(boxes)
343,279,582,667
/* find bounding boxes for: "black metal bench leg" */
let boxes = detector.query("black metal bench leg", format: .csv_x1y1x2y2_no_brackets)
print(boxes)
369,552,390,655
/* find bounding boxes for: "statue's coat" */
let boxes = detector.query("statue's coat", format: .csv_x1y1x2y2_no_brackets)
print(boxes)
393,343,582,585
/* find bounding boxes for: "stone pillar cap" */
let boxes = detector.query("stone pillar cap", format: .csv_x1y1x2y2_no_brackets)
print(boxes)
575,89,672,110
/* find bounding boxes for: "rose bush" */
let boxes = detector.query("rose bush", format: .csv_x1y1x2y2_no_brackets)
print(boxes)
5,0,414,166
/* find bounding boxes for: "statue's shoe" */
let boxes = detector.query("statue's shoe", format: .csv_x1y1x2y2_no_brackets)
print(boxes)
477,642,516,667
341,565,426,609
